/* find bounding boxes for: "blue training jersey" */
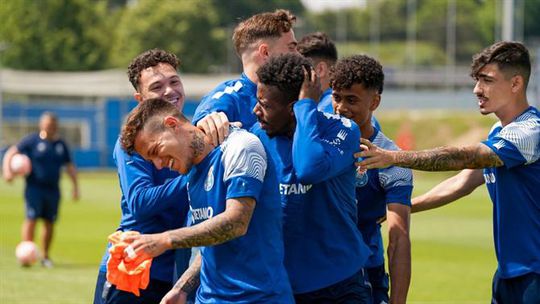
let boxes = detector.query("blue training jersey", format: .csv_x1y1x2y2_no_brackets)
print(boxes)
355,128,413,268
192,73,258,130
17,133,71,188
188,128,293,303
98,139,191,283
252,98,370,293
481,106,540,279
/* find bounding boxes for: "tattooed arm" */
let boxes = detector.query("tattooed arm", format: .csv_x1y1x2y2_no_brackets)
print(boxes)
124,197,255,257
357,139,503,171
160,253,202,304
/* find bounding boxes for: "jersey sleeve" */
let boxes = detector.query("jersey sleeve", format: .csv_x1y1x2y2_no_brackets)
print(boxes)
379,166,413,206
16,134,36,155
60,140,72,164
482,119,540,168
192,83,242,125
292,98,360,184
114,142,188,221
221,132,267,201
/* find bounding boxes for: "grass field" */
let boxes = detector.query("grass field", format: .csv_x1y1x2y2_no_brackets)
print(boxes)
0,170,496,303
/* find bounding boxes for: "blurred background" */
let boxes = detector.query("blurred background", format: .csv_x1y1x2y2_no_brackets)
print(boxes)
0,0,538,168
0,1,538,303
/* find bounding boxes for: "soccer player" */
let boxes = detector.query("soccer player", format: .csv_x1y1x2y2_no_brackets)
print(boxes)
119,98,293,304
358,41,540,303
297,32,337,113
192,9,298,130
298,32,382,130
2,112,79,268
331,55,413,304
252,53,372,303
93,49,228,304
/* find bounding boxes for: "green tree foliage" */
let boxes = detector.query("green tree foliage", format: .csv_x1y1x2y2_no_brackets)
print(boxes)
0,0,111,70
212,0,304,27
110,0,225,73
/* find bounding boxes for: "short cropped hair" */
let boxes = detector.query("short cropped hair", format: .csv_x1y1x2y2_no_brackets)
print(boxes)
257,53,313,105
297,32,337,64
471,41,531,87
127,49,180,91
120,98,186,154
232,9,296,56
330,55,384,94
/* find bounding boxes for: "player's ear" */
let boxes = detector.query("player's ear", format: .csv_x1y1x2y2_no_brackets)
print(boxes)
511,75,524,93
370,93,381,111
258,43,270,60
163,116,179,129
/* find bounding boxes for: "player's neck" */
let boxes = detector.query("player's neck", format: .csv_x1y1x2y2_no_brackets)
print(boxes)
497,96,529,126
39,131,55,141
243,63,259,85
192,129,217,165
360,123,375,140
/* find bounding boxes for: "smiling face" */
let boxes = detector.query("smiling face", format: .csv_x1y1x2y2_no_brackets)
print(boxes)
333,83,380,130
473,63,516,117
266,30,298,57
135,63,185,110
253,83,294,137
133,117,195,174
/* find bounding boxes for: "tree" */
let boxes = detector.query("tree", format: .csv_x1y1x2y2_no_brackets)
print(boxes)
0,0,111,70
110,0,225,73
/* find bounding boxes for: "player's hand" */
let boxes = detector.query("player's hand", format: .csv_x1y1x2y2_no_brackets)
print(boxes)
196,112,241,147
355,138,395,170
3,171,14,183
72,186,80,202
298,66,321,102
160,288,188,304
122,232,170,259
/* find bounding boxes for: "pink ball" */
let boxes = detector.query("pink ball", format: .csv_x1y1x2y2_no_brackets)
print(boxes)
15,241,40,266
10,154,32,176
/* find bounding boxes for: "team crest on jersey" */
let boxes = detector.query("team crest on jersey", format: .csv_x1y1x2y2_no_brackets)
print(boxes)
204,166,215,191
355,171,369,187
55,143,64,155
37,142,46,152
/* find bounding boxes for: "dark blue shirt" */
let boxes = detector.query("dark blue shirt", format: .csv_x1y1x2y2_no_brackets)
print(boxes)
17,133,71,189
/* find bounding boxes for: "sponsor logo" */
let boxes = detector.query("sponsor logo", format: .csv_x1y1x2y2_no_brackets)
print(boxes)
280,183,312,195
204,166,214,191
190,205,214,222
337,130,348,141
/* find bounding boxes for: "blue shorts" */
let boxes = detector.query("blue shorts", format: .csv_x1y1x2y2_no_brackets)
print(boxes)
367,265,389,304
93,270,174,304
492,271,540,304
294,269,373,304
24,185,60,222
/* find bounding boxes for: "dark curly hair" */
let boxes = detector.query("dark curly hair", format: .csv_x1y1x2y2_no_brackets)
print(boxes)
127,49,180,91
471,41,530,87
233,9,296,56
297,32,337,64
330,55,384,94
257,53,313,104
120,98,186,154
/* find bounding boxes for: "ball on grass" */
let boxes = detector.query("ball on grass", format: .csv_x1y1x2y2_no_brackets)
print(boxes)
15,241,40,267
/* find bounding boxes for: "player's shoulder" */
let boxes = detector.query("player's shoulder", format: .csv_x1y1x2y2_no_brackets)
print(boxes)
498,107,540,139
221,128,265,156
373,130,400,151
203,76,253,102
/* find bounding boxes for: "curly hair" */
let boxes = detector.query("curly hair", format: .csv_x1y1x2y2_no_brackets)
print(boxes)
297,32,337,63
257,53,313,104
471,41,530,87
120,98,185,154
127,49,180,90
232,9,296,56
330,55,384,94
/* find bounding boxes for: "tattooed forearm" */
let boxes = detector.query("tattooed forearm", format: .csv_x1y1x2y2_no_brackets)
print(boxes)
190,130,206,158
395,144,503,171
173,254,201,295
168,197,255,248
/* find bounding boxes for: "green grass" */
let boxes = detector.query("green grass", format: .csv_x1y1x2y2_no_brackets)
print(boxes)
0,171,496,303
